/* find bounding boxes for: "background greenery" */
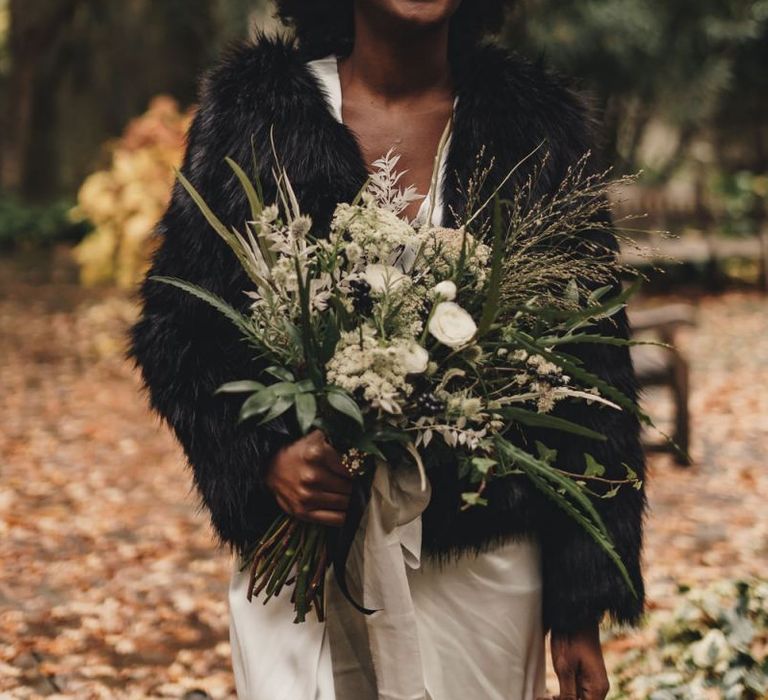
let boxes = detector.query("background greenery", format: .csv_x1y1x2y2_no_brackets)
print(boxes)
2,0,766,197
0,0,766,281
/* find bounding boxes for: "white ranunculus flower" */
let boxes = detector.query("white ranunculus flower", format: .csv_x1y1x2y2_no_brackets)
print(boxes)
432,280,457,301
428,302,477,348
400,343,429,374
364,264,408,295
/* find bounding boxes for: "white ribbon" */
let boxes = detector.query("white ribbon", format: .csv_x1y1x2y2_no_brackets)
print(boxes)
326,461,432,700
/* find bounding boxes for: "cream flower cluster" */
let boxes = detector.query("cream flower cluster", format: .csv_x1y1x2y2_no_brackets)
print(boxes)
326,326,427,415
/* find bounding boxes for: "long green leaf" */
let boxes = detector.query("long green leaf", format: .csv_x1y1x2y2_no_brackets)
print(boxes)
507,329,654,426
543,334,669,349
226,157,275,270
497,440,609,537
499,407,607,441
150,276,253,337
294,256,320,382
216,380,265,395
564,278,642,331
477,195,504,337
525,465,637,597
175,169,234,244
226,157,263,221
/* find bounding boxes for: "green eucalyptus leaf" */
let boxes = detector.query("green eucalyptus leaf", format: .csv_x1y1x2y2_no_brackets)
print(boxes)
216,380,265,395
264,366,295,382
258,395,295,425
326,389,364,427
295,392,317,434
239,390,276,422
268,381,300,397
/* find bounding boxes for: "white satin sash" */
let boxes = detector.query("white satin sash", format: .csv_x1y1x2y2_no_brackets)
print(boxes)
326,462,432,700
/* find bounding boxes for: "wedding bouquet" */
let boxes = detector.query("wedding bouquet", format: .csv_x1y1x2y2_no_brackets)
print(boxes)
153,139,648,623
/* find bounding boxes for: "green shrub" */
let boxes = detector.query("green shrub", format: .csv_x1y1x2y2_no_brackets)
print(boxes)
611,580,768,699
0,195,90,251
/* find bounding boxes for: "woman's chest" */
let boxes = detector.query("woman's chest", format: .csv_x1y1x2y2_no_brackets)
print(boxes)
341,100,454,221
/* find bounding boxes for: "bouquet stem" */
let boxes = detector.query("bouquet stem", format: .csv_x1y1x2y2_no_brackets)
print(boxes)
245,516,328,623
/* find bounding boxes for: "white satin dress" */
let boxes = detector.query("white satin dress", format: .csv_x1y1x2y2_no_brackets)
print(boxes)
227,54,547,700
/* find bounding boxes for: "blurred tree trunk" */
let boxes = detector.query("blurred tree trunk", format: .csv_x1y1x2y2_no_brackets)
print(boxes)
2,0,84,198
1,0,260,201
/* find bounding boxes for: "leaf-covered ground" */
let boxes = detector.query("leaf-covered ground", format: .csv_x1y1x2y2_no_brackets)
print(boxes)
1,262,766,698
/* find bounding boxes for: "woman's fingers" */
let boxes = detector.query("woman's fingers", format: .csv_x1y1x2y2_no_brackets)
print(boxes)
302,430,349,479
298,509,346,528
553,656,579,700
306,466,354,494
578,660,610,699
304,490,350,512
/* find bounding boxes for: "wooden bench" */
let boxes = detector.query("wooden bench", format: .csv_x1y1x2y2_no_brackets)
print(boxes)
628,304,698,466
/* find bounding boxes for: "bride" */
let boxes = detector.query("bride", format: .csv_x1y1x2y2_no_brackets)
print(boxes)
130,1,646,698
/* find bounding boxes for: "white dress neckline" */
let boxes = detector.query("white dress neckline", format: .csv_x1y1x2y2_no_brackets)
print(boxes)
306,54,454,228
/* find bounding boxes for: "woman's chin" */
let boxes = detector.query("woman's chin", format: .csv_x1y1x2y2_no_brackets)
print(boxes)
366,0,461,29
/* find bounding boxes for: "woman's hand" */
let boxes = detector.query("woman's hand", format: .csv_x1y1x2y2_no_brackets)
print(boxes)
539,624,610,700
265,430,353,527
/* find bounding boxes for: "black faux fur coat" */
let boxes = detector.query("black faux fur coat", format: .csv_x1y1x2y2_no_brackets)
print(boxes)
130,33,646,634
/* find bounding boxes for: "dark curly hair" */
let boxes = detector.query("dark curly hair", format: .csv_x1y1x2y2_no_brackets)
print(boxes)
274,0,514,59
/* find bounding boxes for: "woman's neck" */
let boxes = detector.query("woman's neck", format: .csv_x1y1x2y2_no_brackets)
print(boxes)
339,6,453,105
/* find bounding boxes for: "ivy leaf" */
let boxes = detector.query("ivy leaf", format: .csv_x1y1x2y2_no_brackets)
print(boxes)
471,457,498,476
535,441,559,464
461,492,489,508
584,454,606,478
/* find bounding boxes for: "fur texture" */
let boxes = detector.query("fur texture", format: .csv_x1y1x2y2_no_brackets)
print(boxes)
129,32,646,633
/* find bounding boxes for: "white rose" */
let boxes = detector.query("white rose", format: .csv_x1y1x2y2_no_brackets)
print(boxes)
400,343,429,374
432,280,457,301
428,302,477,348
364,264,408,294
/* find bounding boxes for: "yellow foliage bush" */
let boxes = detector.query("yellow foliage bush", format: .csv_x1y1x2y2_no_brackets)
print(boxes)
73,96,194,288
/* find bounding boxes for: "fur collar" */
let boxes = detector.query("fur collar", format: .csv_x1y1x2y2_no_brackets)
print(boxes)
197,32,596,232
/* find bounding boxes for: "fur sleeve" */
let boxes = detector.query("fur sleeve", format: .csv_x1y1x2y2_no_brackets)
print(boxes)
533,87,647,633
128,41,297,553
538,282,647,633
